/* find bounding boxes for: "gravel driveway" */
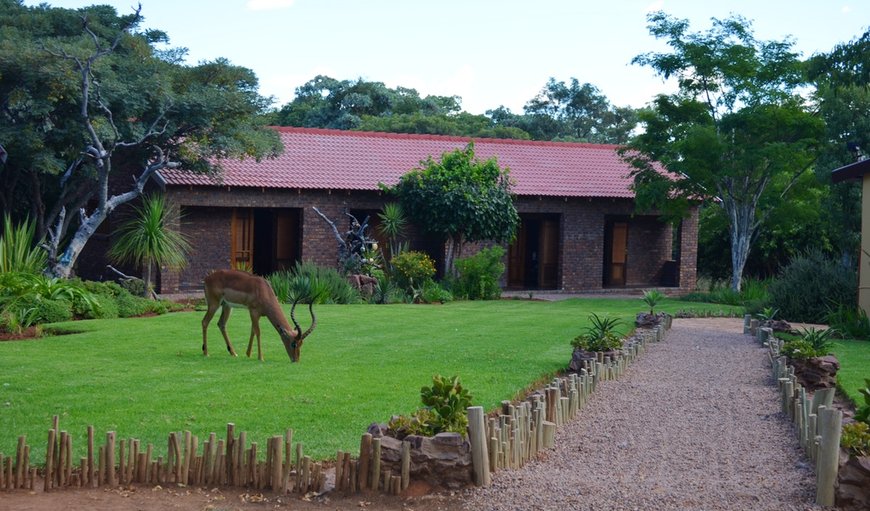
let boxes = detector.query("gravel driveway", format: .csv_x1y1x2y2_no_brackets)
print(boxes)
459,318,825,511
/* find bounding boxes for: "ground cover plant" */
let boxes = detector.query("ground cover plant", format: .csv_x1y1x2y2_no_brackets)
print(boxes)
0,296,720,465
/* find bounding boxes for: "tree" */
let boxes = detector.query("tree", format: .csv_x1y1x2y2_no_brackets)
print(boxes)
623,12,824,291
521,78,638,143
388,143,519,275
108,194,191,297
0,2,281,277
809,31,870,268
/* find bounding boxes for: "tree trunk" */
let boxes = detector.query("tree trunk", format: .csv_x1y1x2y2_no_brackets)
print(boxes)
144,261,153,298
726,200,756,292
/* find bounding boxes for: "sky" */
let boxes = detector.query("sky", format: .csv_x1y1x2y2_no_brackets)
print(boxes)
24,0,870,115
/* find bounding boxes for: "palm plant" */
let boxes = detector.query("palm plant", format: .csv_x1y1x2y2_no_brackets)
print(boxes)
0,215,47,274
377,202,408,263
108,194,191,297
642,289,665,315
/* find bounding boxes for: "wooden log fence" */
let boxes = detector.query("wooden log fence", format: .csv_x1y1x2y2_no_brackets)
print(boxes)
759,327,843,507
0,420,325,494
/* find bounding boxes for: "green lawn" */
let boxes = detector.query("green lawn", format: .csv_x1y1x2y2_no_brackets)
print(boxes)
831,339,870,405
0,298,719,465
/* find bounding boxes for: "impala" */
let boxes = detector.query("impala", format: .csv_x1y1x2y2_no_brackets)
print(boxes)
201,269,316,362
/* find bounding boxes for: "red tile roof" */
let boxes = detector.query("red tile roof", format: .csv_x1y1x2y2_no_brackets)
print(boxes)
159,127,635,198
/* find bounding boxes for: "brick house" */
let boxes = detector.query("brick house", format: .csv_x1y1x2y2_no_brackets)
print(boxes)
153,127,697,294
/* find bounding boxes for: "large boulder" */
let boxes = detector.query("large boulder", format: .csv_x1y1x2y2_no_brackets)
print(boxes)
790,355,840,390
837,452,870,511
368,424,473,489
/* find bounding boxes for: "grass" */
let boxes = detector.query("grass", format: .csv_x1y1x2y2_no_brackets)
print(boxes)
831,339,870,405
0,297,719,465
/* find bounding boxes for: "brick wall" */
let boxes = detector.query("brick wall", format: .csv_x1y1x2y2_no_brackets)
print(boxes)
159,187,699,294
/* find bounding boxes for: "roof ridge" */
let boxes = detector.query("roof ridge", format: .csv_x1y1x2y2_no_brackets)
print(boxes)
270,126,622,150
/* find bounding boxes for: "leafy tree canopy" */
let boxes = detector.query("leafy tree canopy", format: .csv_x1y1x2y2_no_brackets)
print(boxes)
387,143,518,274
273,75,636,144
623,11,824,291
0,0,281,277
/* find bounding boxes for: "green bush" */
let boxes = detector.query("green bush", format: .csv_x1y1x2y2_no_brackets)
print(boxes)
768,250,856,323
825,305,870,340
387,375,473,438
780,328,834,360
0,215,47,274
451,246,505,300
421,280,453,304
8,295,74,324
571,313,623,352
841,422,870,457
391,251,436,290
268,262,359,305
854,378,870,424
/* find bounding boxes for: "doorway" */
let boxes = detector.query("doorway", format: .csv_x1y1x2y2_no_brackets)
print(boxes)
231,208,301,275
604,218,628,287
508,214,560,289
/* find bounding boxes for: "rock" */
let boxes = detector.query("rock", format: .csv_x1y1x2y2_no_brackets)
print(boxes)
790,355,840,390
347,274,377,297
837,452,870,511
568,348,598,373
635,312,670,328
378,433,473,489
761,319,792,332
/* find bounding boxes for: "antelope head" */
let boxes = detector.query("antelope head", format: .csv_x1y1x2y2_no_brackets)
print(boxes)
283,300,317,362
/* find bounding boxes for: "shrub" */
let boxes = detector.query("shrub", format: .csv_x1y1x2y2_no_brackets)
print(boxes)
268,262,360,305
391,251,436,290
420,375,473,436
421,280,453,304
387,375,473,438
854,378,870,424
369,273,406,304
841,422,870,457
571,313,623,352
452,246,505,300
6,295,73,324
780,328,834,360
825,305,870,340
768,249,856,323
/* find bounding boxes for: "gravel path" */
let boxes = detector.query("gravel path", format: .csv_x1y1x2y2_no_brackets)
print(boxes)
460,318,824,511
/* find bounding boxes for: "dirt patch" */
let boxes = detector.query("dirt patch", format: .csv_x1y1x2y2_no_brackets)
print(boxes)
1,483,459,511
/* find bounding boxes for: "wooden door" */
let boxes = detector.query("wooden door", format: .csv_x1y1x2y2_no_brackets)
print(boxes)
231,208,254,271
539,219,559,288
609,221,628,286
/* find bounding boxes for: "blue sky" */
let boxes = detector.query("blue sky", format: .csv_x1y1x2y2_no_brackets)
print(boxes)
26,1,870,114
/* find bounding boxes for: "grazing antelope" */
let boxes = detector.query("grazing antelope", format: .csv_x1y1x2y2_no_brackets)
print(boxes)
201,269,316,362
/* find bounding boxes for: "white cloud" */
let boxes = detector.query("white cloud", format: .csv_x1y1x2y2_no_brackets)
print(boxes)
246,0,294,11
842,5,852,13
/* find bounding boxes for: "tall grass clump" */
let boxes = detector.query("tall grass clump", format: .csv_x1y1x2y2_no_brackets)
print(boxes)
680,277,770,313
768,249,856,323
268,262,360,304
0,215,47,274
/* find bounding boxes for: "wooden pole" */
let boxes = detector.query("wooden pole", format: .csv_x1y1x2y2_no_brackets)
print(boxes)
225,423,235,486
815,406,843,506
467,406,490,487
88,426,96,488
358,433,372,491
106,432,116,488
371,438,381,492
334,451,344,491
282,429,293,492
